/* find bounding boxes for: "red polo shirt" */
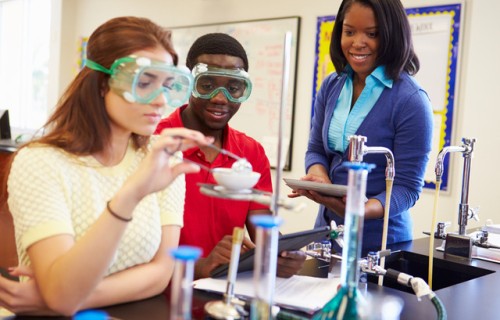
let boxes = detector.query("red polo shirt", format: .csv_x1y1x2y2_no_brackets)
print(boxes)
156,106,273,257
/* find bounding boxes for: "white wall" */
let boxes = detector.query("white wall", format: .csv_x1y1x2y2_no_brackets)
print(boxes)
55,0,500,237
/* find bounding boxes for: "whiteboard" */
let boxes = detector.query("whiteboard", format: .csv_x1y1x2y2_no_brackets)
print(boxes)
169,17,300,170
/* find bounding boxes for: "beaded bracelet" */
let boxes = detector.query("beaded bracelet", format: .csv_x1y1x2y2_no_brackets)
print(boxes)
106,201,132,222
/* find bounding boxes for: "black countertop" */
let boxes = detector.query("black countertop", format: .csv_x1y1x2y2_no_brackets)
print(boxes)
386,237,498,320
1,237,499,319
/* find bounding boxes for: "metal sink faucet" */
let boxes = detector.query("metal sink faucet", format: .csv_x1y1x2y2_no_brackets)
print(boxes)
347,135,395,180
435,137,477,235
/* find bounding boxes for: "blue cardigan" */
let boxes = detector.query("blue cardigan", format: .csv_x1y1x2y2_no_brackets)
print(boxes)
307,71,433,251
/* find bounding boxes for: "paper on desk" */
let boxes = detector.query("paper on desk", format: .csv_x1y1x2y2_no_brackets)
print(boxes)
193,271,340,314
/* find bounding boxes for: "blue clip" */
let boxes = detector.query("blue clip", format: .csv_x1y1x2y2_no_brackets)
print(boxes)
341,161,376,172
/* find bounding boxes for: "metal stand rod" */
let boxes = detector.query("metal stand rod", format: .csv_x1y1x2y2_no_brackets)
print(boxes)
271,31,292,216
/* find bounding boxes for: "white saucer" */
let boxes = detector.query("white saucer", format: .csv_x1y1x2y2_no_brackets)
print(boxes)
213,185,252,194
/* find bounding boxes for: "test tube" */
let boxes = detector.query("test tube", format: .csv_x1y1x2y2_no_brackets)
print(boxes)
169,245,202,320
314,162,375,320
341,163,372,290
250,215,283,320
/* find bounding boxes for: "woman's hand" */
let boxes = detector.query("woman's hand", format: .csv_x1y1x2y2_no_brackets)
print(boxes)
125,128,214,201
0,266,55,316
287,170,332,199
286,165,346,216
299,191,347,218
287,164,331,199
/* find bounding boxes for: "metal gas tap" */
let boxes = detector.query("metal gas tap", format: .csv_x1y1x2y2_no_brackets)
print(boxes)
435,137,477,235
347,135,395,180
347,135,395,285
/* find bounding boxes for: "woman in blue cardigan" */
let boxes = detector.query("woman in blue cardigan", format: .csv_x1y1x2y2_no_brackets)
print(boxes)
290,0,433,253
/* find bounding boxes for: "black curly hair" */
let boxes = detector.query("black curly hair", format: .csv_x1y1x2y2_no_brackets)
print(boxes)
186,33,249,71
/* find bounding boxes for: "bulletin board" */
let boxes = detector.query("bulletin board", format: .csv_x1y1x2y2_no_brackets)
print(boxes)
78,37,88,70
169,17,300,170
312,4,463,191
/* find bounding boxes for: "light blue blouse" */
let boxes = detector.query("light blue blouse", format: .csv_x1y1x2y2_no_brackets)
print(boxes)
328,65,393,152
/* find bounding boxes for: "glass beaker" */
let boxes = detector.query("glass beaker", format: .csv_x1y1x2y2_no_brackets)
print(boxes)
314,162,375,320
169,245,202,320
250,215,283,320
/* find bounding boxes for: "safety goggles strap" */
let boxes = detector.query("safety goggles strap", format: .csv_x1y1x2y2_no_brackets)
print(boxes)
86,56,139,75
85,59,112,75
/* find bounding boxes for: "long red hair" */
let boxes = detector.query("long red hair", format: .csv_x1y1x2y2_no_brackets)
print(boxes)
1,16,178,205
41,16,178,153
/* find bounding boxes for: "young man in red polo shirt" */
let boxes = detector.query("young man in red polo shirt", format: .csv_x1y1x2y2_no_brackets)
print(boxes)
156,33,306,279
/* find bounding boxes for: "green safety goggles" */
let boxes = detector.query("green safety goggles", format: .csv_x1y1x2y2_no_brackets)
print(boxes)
85,56,194,107
191,63,252,103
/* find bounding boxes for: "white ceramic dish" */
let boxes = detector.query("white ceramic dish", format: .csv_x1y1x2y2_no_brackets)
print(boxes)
213,185,253,194
283,178,348,197
212,168,261,191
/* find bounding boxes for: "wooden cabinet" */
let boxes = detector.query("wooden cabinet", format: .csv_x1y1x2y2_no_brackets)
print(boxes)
0,150,17,268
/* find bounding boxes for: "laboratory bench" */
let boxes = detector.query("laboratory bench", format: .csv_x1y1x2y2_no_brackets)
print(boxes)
0,139,497,319
1,236,499,319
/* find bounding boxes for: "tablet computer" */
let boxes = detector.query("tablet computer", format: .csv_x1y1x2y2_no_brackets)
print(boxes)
210,225,331,278
284,178,348,197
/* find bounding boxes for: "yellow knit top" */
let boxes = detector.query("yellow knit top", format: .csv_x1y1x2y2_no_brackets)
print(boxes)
7,137,185,276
